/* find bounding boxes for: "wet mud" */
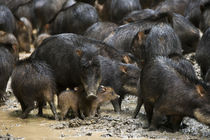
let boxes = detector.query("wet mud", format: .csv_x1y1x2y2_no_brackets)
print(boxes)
1,52,210,140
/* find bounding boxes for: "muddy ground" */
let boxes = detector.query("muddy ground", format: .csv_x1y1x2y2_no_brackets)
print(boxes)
1,52,210,140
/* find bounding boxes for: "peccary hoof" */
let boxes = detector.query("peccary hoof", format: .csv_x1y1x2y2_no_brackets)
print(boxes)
21,114,27,119
142,122,150,129
54,115,59,121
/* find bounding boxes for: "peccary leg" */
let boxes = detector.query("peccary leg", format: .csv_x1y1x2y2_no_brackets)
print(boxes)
20,103,27,113
38,101,45,116
149,109,163,131
96,106,101,116
133,96,143,118
49,101,58,120
169,116,183,131
111,99,121,113
0,90,6,104
18,98,27,112
143,102,153,129
133,81,143,118
119,94,125,108
60,107,69,121
79,109,86,120
21,105,35,119
73,109,80,119
70,105,80,118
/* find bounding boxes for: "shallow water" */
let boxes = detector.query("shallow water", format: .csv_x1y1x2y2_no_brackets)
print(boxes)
0,96,155,140
1,94,210,140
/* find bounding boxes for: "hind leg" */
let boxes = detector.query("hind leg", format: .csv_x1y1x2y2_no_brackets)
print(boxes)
149,97,183,131
168,116,183,131
21,104,35,119
44,89,58,120
0,91,4,102
60,106,69,121
20,100,27,113
49,101,58,120
16,96,27,112
143,102,154,129
0,90,6,104
148,109,164,131
38,101,45,116
148,99,167,131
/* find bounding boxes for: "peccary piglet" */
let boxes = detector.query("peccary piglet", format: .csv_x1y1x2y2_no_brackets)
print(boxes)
58,86,119,120
11,58,58,120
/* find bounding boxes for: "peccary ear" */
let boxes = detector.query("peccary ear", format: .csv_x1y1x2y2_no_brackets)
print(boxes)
134,30,148,46
17,20,24,28
131,31,146,52
119,65,128,74
20,17,32,31
196,85,206,97
123,55,132,64
137,31,145,44
75,49,83,57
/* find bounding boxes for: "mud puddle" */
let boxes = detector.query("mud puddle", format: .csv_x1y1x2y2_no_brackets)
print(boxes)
0,96,154,140
1,94,210,140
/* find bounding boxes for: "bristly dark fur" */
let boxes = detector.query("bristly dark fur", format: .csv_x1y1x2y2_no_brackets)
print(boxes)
13,57,56,92
156,56,208,89
11,58,58,119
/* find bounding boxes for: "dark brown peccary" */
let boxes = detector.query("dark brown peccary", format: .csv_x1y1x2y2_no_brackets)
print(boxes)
138,56,209,131
11,58,58,120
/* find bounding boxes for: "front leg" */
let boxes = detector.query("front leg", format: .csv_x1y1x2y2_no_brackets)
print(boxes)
38,101,45,116
111,99,121,113
79,109,86,120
